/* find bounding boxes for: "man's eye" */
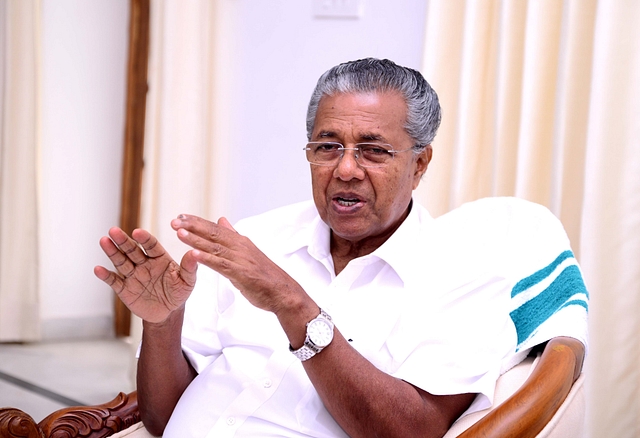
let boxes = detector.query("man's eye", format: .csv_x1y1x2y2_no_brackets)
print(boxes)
361,145,391,155
315,143,341,152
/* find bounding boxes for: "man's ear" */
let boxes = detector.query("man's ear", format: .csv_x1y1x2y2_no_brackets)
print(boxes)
412,145,432,188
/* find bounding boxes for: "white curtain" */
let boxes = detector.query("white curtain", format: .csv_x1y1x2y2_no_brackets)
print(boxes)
0,0,41,342
417,0,640,436
130,0,232,348
580,1,640,435
141,0,230,258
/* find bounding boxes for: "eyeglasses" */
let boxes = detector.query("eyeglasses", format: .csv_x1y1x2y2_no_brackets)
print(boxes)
303,142,414,168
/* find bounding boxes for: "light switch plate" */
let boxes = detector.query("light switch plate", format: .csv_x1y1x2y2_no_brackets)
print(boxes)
313,0,364,19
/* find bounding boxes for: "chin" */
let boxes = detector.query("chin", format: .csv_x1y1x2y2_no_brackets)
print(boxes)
330,224,372,243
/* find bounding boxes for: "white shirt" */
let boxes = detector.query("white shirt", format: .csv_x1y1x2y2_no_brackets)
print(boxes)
162,197,587,437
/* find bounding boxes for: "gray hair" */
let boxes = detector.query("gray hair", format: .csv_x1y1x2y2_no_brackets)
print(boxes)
306,58,441,150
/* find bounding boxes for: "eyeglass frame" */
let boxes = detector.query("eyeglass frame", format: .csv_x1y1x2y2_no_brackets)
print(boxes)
303,141,417,168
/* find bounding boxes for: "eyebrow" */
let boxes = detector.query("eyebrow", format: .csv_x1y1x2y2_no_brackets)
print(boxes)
316,131,337,139
359,133,385,142
316,131,387,143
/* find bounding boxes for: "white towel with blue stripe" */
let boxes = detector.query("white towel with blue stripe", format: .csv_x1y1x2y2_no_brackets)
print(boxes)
509,250,588,350
434,197,589,374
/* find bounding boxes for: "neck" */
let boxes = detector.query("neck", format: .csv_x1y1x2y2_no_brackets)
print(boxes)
330,236,380,275
330,200,412,275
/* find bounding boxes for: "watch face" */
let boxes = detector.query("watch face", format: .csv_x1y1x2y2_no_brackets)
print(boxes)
308,319,333,347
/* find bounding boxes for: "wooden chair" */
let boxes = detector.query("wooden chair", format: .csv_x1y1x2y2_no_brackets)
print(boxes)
0,391,140,438
0,336,584,438
446,336,586,437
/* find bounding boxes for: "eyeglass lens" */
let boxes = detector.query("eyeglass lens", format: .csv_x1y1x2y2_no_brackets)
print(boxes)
305,142,394,167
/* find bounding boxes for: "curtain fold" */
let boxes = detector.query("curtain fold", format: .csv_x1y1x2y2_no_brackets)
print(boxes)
492,0,527,197
0,0,41,342
513,0,563,206
141,0,228,259
418,0,640,435
580,1,640,435
550,1,597,255
129,0,231,349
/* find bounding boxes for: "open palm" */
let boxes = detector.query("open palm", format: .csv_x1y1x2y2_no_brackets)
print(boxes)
94,227,198,323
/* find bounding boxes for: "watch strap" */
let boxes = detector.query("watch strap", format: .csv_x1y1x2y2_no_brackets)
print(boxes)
289,309,333,361
290,343,321,361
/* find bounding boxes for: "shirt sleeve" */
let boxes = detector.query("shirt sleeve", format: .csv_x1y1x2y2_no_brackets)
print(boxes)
382,197,588,416
387,273,514,414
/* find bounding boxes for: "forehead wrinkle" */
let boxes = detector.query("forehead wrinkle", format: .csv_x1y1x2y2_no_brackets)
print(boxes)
313,92,406,143
314,122,389,143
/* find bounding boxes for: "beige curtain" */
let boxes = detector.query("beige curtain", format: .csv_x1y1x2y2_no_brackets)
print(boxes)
416,0,640,436
580,1,640,435
0,0,41,342
141,0,229,257
129,0,231,349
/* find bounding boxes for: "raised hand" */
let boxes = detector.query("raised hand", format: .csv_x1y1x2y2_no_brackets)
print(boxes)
94,227,198,323
170,215,308,315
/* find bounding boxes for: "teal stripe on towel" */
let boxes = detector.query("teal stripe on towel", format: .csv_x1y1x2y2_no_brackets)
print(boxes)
510,264,588,348
511,250,574,297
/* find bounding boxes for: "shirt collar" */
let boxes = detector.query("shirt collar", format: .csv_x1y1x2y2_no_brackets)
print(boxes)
277,204,331,260
367,200,434,284
279,199,434,284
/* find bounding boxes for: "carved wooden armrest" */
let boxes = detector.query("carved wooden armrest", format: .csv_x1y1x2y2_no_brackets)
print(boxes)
1,338,584,438
458,337,585,438
0,391,140,438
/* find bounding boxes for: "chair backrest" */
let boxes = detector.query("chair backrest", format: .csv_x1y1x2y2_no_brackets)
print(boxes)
452,337,585,438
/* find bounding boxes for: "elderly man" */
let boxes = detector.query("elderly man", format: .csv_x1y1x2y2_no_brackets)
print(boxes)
95,58,586,437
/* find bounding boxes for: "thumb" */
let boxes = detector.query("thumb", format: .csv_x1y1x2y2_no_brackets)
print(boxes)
179,250,199,287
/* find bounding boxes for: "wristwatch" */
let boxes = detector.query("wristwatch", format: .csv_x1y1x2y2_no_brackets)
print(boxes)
289,309,334,361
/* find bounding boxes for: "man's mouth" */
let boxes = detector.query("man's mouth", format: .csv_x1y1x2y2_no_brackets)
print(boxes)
336,197,360,207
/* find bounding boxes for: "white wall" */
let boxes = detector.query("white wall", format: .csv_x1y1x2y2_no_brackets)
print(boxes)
220,0,429,223
37,0,427,339
39,0,129,339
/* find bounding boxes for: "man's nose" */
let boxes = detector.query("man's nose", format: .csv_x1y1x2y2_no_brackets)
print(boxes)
333,148,365,181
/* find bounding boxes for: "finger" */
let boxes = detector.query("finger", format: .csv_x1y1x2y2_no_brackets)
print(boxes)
171,214,212,234
131,228,166,259
173,214,240,248
172,214,222,235
173,216,216,245
107,227,148,265
176,227,233,261
93,265,124,293
99,234,137,279
218,217,237,232
174,223,243,282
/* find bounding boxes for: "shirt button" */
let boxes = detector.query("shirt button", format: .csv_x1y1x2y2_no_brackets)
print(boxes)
226,417,236,426
263,379,272,388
